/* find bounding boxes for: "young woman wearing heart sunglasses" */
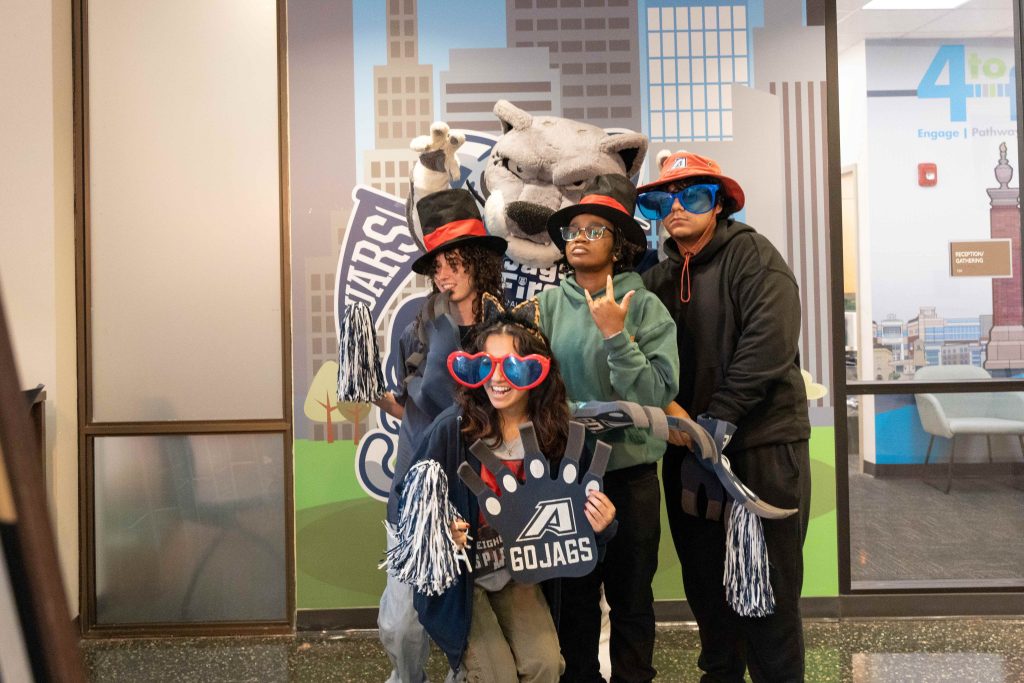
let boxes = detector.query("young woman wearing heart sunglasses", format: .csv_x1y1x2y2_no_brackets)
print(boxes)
373,189,507,683
401,312,617,682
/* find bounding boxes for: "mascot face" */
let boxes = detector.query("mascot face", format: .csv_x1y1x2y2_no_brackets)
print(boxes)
480,101,648,269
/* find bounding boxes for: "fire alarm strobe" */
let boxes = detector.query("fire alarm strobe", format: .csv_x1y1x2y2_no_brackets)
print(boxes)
918,163,937,187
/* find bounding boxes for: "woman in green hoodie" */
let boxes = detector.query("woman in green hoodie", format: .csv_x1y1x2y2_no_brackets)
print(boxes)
537,174,679,683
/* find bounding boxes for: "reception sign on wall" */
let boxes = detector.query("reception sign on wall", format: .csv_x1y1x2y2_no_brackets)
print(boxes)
949,239,1013,278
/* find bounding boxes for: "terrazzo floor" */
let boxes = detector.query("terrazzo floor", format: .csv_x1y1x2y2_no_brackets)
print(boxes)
81,618,1024,682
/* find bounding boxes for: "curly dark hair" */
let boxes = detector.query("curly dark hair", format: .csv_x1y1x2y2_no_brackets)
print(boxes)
424,245,504,322
412,245,505,346
457,321,570,461
556,225,645,276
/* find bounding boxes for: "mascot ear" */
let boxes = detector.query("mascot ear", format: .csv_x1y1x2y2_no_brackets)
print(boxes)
600,132,649,179
494,99,534,135
656,149,676,170
481,292,506,324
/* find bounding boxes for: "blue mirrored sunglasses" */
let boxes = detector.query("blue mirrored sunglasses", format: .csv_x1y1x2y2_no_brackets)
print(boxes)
636,183,719,220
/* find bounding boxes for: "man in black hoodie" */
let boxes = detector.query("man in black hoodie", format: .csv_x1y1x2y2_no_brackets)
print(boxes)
638,151,812,682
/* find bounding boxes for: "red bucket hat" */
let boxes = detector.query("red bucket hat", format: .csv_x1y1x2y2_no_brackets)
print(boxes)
638,150,745,214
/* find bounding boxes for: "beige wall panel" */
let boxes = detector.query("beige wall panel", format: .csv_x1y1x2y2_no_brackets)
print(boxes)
88,0,283,421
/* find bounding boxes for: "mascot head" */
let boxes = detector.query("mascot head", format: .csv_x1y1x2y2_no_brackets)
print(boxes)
479,100,647,268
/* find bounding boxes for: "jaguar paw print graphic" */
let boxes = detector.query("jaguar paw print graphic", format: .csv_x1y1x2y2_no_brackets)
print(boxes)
457,421,611,584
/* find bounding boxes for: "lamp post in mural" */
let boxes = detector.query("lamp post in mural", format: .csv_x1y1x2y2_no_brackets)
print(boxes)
984,142,1024,376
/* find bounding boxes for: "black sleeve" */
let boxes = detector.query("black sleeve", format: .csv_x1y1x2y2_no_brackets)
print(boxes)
594,519,619,562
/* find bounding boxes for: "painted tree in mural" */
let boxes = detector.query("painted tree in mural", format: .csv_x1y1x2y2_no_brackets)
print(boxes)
304,361,342,444
336,401,370,445
304,361,371,444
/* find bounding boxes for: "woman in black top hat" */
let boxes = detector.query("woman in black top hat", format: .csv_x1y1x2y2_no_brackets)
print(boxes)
375,188,507,683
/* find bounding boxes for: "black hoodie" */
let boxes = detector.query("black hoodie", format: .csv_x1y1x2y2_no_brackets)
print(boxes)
641,218,810,452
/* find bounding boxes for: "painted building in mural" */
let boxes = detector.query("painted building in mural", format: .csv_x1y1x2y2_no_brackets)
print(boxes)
644,0,751,142
365,0,433,199
441,47,561,133
506,0,642,129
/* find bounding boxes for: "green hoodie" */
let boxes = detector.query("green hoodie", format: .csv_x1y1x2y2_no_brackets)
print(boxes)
538,272,680,471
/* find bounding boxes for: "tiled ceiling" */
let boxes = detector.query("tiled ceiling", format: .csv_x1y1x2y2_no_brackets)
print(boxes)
837,0,1016,53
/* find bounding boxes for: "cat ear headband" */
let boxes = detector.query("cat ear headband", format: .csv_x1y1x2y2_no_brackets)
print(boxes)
479,292,543,341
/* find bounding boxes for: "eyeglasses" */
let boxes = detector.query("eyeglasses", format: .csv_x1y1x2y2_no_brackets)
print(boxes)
447,351,551,391
637,183,719,220
559,224,612,242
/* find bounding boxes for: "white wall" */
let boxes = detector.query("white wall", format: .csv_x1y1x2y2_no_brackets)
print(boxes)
839,42,868,171
0,0,77,611
864,39,1017,323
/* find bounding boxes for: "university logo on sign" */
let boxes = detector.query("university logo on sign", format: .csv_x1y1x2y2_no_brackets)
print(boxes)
459,422,607,583
509,495,594,579
517,498,577,542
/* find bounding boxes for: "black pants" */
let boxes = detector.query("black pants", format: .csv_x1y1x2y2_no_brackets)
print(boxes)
664,441,812,683
558,463,661,683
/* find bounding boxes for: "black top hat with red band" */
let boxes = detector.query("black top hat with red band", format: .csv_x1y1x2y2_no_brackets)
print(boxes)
411,189,507,275
546,174,646,255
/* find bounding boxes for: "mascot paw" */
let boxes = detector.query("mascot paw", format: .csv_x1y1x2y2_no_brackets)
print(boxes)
410,121,464,181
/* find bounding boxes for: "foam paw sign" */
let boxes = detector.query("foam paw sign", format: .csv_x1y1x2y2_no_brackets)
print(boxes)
457,421,610,584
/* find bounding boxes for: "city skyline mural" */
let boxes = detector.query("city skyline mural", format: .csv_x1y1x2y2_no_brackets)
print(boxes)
288,0,838,611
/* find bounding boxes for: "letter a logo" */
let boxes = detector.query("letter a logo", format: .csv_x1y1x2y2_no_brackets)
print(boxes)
517,498,577,542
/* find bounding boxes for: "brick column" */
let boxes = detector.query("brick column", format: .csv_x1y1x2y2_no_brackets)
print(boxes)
984,142,1024,374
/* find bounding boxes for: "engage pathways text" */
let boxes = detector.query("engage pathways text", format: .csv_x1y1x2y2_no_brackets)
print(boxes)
918,126,1017,141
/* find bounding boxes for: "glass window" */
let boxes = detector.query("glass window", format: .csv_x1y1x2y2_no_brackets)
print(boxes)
841,7,1020,383
87,0,282,423
846,392,1024,589
94,434,287,624
839,0,1023,591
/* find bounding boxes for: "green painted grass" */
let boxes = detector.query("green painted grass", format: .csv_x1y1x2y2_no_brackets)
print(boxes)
294,439,366,511
804,427,840,597
295,427,840,609
296,498,388,609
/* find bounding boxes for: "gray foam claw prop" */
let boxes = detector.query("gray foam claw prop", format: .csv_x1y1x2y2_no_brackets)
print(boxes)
665,416,797,520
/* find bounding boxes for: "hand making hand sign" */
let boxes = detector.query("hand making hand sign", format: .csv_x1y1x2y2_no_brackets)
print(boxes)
584,274,636,339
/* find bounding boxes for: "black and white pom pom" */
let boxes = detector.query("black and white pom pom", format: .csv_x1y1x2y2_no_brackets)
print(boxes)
379,460,470,596
723,502,775,617
337,301,386,403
